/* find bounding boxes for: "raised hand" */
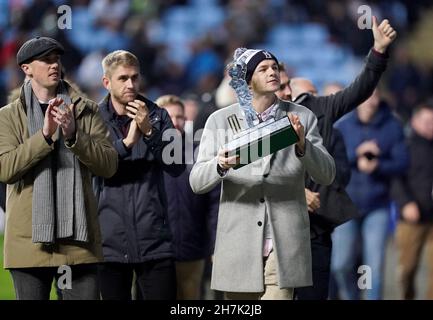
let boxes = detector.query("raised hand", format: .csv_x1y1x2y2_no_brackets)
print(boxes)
305,188,320,213
357,156,378,174
122,119,141,148
372,16,397,53
51,102,76,140
126,100,153,136
356,140,380,158
217,148,240,171
43,97,62,138
287,113,305,152
401,201,420,223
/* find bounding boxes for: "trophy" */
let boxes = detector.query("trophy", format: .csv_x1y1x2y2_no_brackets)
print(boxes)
223,48,299,170
224,114,299,169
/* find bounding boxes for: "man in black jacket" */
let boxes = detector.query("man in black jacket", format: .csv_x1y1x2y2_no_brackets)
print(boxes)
94,50,185,300
276,16,397,299
392,102,433,300
156,94,220,300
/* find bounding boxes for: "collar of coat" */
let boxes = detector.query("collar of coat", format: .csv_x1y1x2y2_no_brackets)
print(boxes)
18,80,88,119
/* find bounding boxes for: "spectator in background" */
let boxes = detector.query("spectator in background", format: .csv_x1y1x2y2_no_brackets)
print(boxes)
332,90,409,300
94,50,185,300
276,63,292,101
322,82,344,96
276,78,356,300
275,16,396,300
181,93,203,138
156,94,220,300
289,78,318,100
392,101,433,299
387,44,430,122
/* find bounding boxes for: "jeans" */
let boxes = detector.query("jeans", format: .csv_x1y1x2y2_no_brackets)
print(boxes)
9,264,99,300
331,207,389,300
295,232,332,300
98,258,176,300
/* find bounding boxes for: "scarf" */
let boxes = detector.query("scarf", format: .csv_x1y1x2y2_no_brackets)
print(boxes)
25,79,88,244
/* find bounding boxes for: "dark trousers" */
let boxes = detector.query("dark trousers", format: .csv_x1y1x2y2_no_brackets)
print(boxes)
9,264,99,300
295,232,333,300
98,258,176,300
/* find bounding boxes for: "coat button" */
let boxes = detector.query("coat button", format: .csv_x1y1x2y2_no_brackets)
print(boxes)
260,198,265,203
257,221,263,227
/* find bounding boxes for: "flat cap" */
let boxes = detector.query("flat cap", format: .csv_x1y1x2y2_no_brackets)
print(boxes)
17,36,64,66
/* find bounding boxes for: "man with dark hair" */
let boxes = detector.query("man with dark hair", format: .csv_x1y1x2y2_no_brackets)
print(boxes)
276,17,397,300
0,36,118,300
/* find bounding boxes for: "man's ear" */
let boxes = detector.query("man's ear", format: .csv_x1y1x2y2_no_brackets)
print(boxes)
21,64,32,77
102,75,110,91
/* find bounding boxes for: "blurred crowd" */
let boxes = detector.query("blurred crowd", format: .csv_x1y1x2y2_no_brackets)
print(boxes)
1,0,433,120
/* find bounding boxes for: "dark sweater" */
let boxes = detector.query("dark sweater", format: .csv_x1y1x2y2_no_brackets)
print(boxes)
392,133,433,222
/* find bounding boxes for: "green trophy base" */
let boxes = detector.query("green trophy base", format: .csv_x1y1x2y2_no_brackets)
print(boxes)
224,116,299,170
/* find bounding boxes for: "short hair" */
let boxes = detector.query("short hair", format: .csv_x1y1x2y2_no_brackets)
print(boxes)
102,50,139,77
155,94,185,111
278,62,287,72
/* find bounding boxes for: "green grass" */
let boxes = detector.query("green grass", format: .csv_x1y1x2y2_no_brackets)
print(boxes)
0,234,15,300
0,234,57,300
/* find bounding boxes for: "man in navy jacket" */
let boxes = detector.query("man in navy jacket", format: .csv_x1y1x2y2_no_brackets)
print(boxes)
94,50,185,300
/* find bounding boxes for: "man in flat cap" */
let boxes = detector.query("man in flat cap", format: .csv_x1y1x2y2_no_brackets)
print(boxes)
0,36,118,300
189,48,335,299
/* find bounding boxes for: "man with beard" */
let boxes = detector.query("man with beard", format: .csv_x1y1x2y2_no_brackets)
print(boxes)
94,50,185,300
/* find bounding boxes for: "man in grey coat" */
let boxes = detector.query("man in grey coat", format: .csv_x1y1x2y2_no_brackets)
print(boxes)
189,48,335,299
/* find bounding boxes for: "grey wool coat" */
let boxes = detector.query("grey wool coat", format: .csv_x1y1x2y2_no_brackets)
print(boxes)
189,99,335,292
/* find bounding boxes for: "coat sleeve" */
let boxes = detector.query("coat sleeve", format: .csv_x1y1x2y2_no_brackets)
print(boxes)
65,102,118,178
330,128,351,188
190,115,227,194
297,110,336,186
313,49,388,123
0,107,54,184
